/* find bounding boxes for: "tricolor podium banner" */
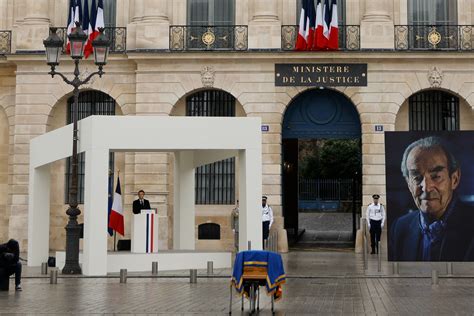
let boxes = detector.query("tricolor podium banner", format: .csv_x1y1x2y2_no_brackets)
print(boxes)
131,210,159,254
385,131,474,262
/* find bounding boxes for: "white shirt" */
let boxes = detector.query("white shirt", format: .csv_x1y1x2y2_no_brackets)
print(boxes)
262,204,273,228
366,202,385,227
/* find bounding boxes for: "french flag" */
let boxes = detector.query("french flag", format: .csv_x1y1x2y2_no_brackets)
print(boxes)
327,0,339,50
314,0,325,49
306,0,316,50
85,0,104,56
84,0,98,58
295,0,309,50
82,0,93,58
66,0,75,54
109,177,124,236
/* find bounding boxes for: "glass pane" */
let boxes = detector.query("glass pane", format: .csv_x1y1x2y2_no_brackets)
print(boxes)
188,0,210,25
409,0,457,24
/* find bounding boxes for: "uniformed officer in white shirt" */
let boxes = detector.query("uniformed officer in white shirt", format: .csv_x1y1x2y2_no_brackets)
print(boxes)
262,196,274,248
366,194,386,254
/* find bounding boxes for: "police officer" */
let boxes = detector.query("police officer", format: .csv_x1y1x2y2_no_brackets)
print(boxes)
262,196,273,248
366,194,385,254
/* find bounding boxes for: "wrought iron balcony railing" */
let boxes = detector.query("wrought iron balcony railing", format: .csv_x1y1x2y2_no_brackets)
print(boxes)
395,25,473,50
0,31,11,54
170,25,248,51
281,25,360,51
54,27,126,53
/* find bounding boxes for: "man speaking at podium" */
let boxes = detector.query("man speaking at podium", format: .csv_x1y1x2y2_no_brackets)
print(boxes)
133,190,151,214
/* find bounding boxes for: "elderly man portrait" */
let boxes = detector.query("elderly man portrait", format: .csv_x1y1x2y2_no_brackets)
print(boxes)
389,136,474,261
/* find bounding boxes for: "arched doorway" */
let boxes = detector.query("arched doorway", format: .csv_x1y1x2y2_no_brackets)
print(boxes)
47,90,123,251
282,88,362,247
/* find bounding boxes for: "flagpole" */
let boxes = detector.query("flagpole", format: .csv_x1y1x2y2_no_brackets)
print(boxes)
114,169,120,252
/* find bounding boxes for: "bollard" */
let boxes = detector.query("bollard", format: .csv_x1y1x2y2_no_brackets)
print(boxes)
207,261,213,275
41,262,48,275
248,240,251,250
50,269,58,284
431,270,439,285
152,261,158,275
120,269,127,283
393,262,399,275
377,241,382,272
446,262,453,276
190,269,197,283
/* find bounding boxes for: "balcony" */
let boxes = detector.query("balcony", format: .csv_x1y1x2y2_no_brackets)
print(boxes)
281,25,361,51
0,31,11,54
395,25,473,51
170,25,248,51
54,27,127,53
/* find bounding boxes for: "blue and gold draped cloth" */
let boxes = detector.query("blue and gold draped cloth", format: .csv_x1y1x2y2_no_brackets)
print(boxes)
231,250,286,300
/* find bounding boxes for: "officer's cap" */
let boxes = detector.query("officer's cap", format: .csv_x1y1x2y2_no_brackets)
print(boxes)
372,194,380,199
262,196,267,200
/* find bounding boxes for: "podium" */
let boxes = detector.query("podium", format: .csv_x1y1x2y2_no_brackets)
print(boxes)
131,209,159,253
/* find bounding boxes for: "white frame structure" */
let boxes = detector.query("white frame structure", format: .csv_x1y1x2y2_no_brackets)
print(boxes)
28,116,262,276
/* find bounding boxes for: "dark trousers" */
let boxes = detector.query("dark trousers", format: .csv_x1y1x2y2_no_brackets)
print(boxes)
262,221,270,248
0,262,21,286
369,219,382,253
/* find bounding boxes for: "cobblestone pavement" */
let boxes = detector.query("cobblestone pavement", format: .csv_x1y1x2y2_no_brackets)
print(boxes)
1,251,474,315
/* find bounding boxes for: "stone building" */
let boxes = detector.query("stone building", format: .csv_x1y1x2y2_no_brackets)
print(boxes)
0,0,473,252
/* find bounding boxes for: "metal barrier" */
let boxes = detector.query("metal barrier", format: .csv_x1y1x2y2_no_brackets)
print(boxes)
395,25,474,51
53,27,126,53
170,25,248,51
281,25,361,51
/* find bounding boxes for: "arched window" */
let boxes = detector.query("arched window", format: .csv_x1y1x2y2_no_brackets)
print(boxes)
198,223,221,240
65,91,116,203
186,90,235,205
409,90,459,131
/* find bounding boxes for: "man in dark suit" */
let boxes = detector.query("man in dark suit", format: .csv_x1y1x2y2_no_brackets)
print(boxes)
0,239,22,291
132,190,151,214
389,136,474,261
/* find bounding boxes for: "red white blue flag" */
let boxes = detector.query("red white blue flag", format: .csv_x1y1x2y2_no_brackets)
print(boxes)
108,177,124,236
145,213,156,253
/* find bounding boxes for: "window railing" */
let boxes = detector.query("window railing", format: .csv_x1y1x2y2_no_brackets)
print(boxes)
395,25,473,50
281,25,360,51
53,27,126,53
170,25,248,51
0,31,11,54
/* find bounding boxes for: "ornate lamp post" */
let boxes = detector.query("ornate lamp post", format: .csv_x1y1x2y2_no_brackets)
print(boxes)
43,23,110,274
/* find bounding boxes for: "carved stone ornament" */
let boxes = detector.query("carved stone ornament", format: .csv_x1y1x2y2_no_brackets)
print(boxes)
201,66,215,87
79,68,96,88
428,66,443,88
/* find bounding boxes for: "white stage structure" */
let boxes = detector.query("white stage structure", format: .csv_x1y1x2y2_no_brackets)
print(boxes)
28,116,262,276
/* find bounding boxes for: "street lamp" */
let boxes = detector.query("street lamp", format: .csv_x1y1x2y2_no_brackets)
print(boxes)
43,22,110,274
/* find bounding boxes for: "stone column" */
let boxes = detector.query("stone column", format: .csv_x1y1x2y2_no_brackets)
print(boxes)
360,0,394,49
15,0,50,51
248,0,281,49
126,0,170,50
